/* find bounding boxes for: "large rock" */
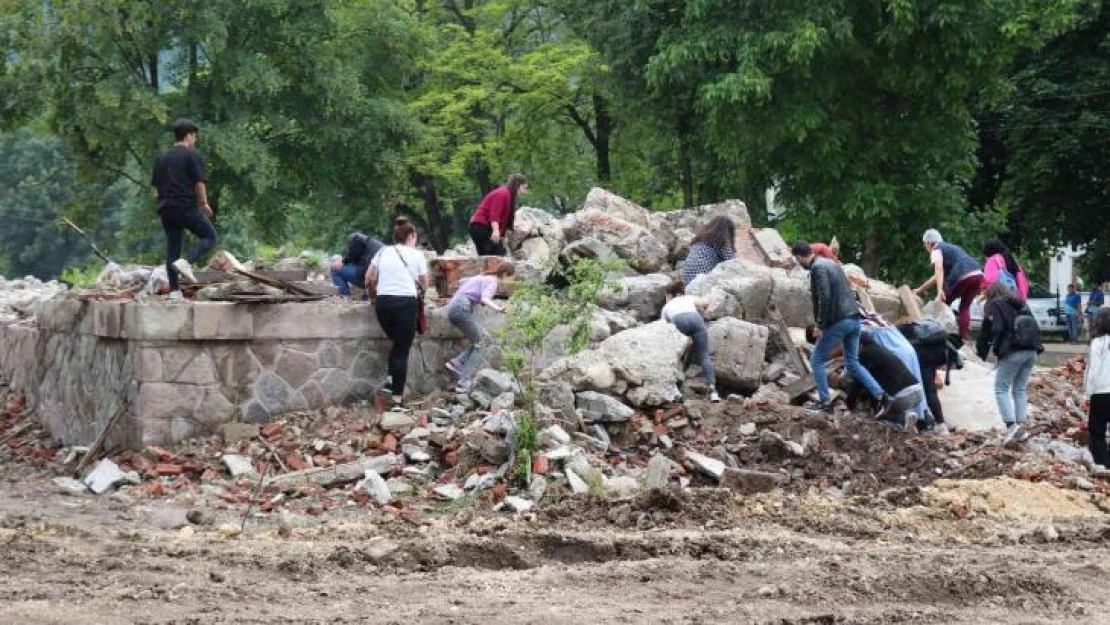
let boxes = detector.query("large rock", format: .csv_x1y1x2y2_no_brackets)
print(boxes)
598,274,672,322
708,317,770,392
507,206,566,252
563,209,669,273
544,321,689,407
575,391,636,422
658,199,752,260
685,260,777,321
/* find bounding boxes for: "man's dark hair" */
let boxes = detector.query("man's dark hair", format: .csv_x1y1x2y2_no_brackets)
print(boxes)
667,279,686,297
172,119,200,141
1095,308,1110,339
791,241,812,257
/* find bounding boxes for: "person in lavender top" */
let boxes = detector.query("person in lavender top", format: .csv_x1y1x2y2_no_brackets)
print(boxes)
445,264,515,393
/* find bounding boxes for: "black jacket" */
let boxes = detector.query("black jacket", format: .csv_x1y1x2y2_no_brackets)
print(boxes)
809,256,859,329
343,233,384,283
976,296,1037,360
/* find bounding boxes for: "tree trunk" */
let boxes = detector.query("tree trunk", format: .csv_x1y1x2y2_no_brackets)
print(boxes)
677,116,694,208
861,225,881,277
593,95,612,183
408,170,448,253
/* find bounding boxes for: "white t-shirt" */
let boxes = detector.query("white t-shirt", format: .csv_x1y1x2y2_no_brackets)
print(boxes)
370,245,428,297
661,296,699,322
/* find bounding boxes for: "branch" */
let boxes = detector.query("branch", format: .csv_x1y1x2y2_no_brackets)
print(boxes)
443,0,476,35
564,104,598,148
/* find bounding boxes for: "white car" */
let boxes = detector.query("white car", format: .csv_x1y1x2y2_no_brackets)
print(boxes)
961,282,1069,337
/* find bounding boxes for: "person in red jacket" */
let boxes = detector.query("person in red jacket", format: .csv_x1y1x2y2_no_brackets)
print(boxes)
469,173,528,256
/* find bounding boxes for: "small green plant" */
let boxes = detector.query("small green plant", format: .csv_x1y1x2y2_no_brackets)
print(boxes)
499,256,625,484
585,468,606,498
59,264,101,288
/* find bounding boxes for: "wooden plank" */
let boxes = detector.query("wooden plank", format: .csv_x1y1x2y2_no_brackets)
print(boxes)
855,287,876,314
898,285,923,321
766,302,810,376
72,406,125,478
193,270,308,285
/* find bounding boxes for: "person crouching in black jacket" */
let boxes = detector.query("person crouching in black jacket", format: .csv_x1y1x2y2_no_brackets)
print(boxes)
331,233,384,298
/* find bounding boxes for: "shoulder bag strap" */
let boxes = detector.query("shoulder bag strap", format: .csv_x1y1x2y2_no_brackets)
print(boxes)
392,246,424,295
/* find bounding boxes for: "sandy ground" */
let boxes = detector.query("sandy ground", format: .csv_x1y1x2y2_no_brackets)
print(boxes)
3,473,1110,625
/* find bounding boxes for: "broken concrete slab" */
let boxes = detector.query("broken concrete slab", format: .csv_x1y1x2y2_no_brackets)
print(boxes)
645,454,673,489
221,422,260,446
576,391,635,422
379,412,417,434
83,459,139,495
434,483,465,501
708,317,769,392
503,496,534,513
53,476,88,496
362,469,392,505
263,454,399,490
566,470,589,495
721,468,788,494
222,454,258,479
685,450,726,480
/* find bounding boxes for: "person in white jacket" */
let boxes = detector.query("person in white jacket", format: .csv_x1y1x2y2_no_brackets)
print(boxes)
1084,308,1110,467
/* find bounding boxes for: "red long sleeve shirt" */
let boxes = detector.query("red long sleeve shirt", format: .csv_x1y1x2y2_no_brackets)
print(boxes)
470,186,514,230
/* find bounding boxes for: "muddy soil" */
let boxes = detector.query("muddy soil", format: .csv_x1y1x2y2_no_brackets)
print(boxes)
4,473,1110,625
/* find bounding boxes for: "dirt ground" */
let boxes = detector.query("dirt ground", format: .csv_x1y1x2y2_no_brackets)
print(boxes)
4,470,1110,625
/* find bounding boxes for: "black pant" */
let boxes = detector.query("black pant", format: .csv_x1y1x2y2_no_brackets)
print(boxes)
1089,393,1110,466
920,365,944,424
376,295,418,398
160,208,217,292
469,222,506,256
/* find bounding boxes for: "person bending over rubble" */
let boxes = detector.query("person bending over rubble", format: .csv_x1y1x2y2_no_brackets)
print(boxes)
661,281,720,403
470,173,529,256
897,319,951,434
331,232,383,298
366,218,429,411
839,331,924,431
860,313,937,431
914,229,983,342
445,264,515,394
810,239,841,263
1084,308,1110,467
680,216,736,286
151,119,218,299
792,241,894,420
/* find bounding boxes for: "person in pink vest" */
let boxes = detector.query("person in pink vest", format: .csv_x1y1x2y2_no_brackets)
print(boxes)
981,237,1029,301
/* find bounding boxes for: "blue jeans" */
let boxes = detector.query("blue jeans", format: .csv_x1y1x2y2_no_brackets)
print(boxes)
1067,312,1080,342
447,298,488,385
330,264,361,296
673,312,715,387
994,349,1036,425
813,316,884,403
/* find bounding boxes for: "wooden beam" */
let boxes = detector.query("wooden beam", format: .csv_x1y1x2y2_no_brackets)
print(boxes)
898,285,923,321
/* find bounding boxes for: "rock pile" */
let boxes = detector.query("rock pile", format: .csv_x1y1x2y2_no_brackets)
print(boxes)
0,276,67,323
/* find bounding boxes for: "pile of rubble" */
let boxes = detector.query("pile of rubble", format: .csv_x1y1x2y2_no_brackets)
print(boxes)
0,276,67,323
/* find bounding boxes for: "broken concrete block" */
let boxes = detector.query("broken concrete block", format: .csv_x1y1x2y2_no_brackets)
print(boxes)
685,450,726,480
263,454,399,490
645,454,673,489
759,430,791,461
402,444,431,463
379,412,417,434
504,496,534,513
528,475,548,503
604,475,640,497
220,422,260,446
434,483,465,501
222,454,258,479
539,424,571,448
83,459,136,495
53,476,88,496
708,317,769,392
362,469,392,505
566,470,589,495
576,391,635,422
721,468,788,494
365,538,401,564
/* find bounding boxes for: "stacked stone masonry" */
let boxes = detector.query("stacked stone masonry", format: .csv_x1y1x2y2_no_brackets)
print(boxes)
0,300,503,449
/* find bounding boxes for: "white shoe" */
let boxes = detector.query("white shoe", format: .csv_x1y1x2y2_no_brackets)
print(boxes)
709,391,721,403
172,259,198,283
1002,423,1022,444
168,291,184,301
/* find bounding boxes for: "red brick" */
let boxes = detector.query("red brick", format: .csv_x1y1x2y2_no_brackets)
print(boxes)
532,454,549,475
286,454,310,471
200,468,218,482
261,422,284,439
144,482,166,497
381,433,398,454
491,483,507,503
154,463,183,476
417,413,429,427
444,451,459,467
146,446,176,462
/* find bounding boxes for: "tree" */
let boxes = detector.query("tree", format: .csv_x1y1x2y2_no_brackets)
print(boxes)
1,0,422,251
974,1,1110,281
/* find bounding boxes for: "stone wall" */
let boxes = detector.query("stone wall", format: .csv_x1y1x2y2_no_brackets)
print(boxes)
0,299,504,448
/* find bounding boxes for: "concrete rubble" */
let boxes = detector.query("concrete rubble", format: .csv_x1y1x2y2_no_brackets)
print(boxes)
1,189,1108,523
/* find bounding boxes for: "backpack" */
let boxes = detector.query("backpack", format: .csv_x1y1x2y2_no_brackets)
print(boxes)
905,319,948,347
996,268,1018,294
1011,308,1040,349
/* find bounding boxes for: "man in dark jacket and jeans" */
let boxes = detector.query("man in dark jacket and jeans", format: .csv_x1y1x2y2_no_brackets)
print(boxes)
330,233,383,297
793,241,896,422
151,119,217,299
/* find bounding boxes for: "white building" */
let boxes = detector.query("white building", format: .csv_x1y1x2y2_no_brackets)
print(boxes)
1049,245,1086,293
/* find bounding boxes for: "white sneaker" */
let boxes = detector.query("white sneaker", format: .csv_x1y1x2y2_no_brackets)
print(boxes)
168,291,184,301
1002,423,1023,444
709,391,721,403
172,259,198,283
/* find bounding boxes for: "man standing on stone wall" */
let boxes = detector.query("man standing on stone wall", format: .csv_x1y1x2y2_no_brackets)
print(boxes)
151,119,218,300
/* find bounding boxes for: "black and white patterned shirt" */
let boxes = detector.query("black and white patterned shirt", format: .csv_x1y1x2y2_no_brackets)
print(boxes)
681,242,734,285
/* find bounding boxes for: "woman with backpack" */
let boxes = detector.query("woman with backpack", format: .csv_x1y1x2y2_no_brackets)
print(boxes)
976,281,1042,442
1084,308,1110,467
981,237,1029,301
365,218,429,411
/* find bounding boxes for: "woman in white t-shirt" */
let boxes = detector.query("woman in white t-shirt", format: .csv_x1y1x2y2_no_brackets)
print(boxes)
660,281,719,402
365,218,429,410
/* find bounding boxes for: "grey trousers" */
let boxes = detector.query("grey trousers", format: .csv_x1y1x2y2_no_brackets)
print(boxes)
447,298,486,384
